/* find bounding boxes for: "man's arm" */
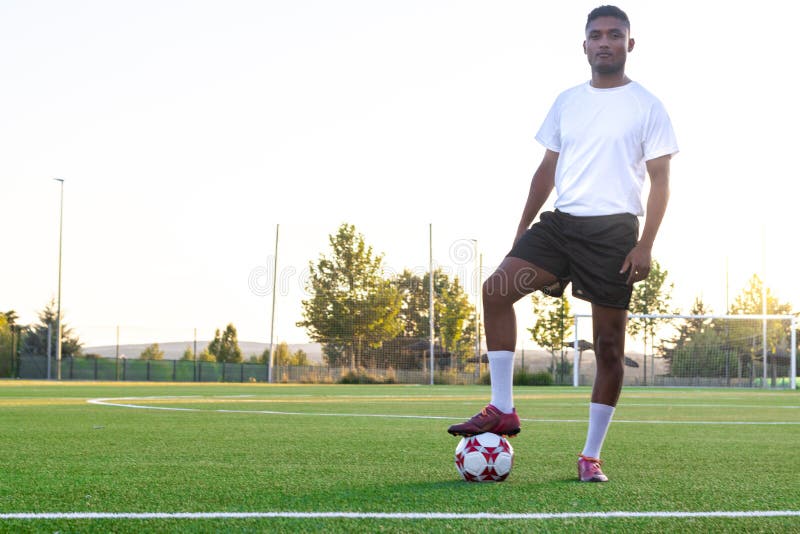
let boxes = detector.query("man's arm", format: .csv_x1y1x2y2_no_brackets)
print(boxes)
514,149,559,246
621,154,671,285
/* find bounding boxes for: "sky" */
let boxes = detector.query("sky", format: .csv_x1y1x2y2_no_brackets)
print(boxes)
2,0,799,351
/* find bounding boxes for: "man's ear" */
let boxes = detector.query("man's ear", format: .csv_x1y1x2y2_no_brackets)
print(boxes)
583,40,588,54
628,38,635,52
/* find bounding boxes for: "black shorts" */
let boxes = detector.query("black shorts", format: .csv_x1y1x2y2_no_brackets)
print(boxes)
507,210,639,309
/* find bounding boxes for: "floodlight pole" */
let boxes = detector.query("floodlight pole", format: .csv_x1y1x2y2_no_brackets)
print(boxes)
790,316,796,391
470,239,479,364
429,224,434,385
267,224,280,384
761,226,767,388
54,178,65,380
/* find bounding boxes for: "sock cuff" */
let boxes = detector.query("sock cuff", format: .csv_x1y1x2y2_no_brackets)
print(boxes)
589,402,616,417
487,350,514,362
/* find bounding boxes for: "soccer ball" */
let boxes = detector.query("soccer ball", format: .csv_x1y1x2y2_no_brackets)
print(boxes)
454,432,514,482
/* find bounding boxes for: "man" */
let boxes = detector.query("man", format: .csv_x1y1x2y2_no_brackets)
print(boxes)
447,5,678,483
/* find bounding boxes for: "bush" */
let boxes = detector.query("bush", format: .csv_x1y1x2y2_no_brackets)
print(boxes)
480,369,554,385
338,367,386,384
514,369,554,386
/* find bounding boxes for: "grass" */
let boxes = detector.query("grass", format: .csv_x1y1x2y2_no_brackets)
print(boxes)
0,381,798,533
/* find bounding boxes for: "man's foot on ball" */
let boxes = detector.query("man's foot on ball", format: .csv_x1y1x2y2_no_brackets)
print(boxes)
447,404,520,437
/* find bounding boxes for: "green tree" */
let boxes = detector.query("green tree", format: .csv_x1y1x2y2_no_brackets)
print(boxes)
267,343,311,366
291,348,310,366
528,293,573,384
273,342,292,366
728,274,795,385
21,299,82,358
663,297,722,377
197,347,216,362
627,259,675,383
0,313,13,377
180,346,194,361
208,324,243,363
140,343,165,360
393,268,476,365
298,224,403,368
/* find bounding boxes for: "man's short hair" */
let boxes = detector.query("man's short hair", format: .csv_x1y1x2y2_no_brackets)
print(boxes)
586,5,630,30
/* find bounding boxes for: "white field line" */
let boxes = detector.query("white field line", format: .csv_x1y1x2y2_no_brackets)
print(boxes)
86,397,800,425
2,510,800,521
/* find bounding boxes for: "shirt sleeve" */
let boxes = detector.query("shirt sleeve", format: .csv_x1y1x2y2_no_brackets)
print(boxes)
643,100,679,161
535,96,562,153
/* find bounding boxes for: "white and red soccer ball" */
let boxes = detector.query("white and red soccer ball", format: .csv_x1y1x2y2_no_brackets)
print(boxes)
454,432,514,482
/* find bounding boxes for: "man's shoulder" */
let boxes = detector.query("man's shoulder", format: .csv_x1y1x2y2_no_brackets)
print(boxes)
550,82,590,108
627,81,668,107
555,82,589,99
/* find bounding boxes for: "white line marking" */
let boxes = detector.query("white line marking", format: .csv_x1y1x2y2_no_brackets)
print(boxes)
87,397,800,425
2,510,800,520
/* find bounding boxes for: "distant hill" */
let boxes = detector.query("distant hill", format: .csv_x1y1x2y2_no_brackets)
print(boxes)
83,341,324,363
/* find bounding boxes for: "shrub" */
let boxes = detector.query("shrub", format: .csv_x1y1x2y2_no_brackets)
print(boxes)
514,369,554,386
338,367,385,384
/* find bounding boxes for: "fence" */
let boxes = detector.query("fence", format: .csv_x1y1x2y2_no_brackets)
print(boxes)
16,355,492,385
572,314,797,389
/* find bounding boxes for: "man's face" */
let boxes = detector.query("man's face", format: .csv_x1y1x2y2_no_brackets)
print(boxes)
583,16,634,75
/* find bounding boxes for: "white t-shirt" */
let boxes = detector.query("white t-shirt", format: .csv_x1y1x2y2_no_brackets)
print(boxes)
535,81,679,217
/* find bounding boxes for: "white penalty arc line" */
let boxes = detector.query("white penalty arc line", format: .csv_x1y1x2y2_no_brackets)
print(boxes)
2,510,800,521
86,397,800,425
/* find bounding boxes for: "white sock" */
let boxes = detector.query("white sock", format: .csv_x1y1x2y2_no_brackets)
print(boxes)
581,402,615,459
488,350,515,413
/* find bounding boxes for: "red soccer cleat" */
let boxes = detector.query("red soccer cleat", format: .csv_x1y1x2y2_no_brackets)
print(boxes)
578,454,609,482
447,404,521,438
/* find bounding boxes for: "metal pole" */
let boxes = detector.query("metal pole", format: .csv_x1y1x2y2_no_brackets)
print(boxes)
268,224,280,383
762,226,767,388
790,316,796,391
54,178,64,380
429,223,435,385
193,327,198,382
473,240,479,364
478,253,483,365
47,323,52,379
573,315,580,387
115,325,120,381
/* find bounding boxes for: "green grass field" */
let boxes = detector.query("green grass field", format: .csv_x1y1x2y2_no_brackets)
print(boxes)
1,381,798,533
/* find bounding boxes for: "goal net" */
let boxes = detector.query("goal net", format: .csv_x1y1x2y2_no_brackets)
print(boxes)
572,314,797,389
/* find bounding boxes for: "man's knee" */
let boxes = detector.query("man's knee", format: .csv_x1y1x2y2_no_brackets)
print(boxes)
594,332,625,363
482,275,509,308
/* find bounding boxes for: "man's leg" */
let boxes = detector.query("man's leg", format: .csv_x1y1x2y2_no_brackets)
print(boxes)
578,303,627,482
448,256,557,437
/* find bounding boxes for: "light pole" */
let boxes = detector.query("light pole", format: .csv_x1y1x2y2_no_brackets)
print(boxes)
467,239,480,365
54,178,64,380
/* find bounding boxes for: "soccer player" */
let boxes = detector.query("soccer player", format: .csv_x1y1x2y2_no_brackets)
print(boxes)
447,5,678,482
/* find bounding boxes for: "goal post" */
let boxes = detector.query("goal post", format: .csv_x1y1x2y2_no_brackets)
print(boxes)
572,314,797,390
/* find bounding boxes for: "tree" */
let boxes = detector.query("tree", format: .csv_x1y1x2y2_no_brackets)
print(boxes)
197,348,216,362
140,343,165,360
20,299,82,358
662,297,722,377
180,346,194,361
528,293,573,384
298,224,403,368
728,274,796,385
0,313,13,377
393,268,476,364
267,342,312,366
207,324,243,363
659,278,797,384
291,348,310,366
273,342,292,366
627,259,675,383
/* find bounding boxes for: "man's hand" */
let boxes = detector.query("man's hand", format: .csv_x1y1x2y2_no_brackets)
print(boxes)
620,243,652,285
